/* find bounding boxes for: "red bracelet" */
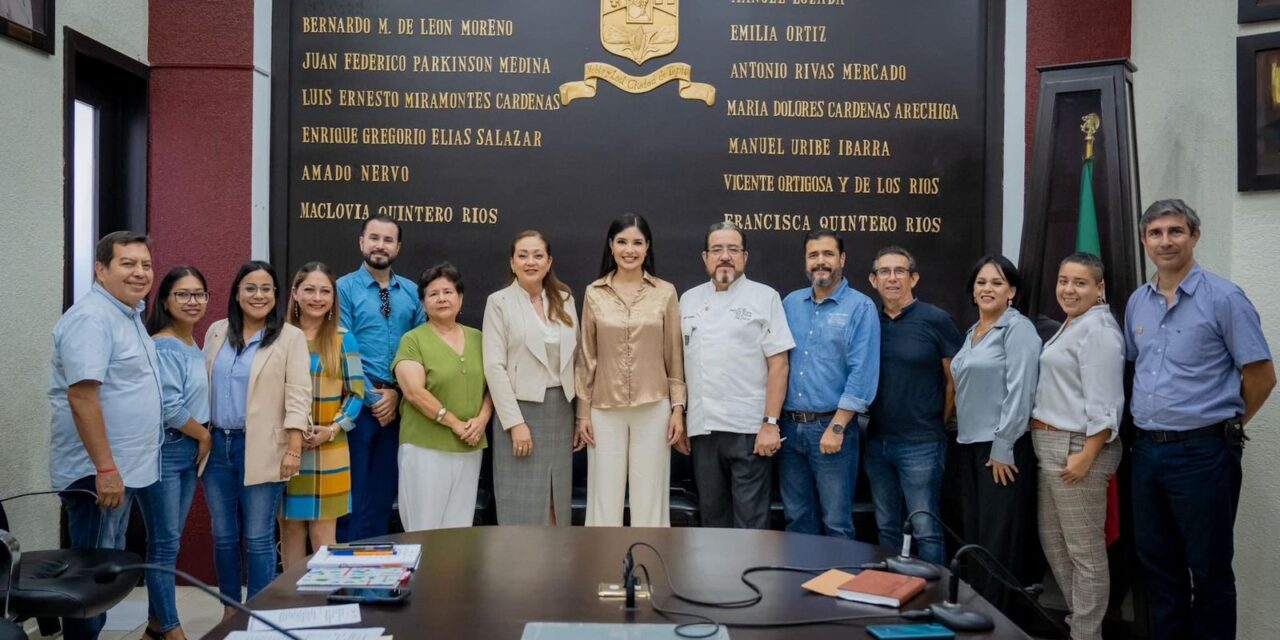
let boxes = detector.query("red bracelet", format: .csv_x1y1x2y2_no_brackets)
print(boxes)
97,467,118,475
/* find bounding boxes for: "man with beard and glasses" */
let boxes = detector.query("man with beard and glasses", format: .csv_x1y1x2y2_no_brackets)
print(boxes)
679,222,793,528
778,229,879,539
336,214,426,540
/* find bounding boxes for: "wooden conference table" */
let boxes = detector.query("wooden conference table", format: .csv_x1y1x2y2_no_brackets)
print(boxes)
206,526,1029,639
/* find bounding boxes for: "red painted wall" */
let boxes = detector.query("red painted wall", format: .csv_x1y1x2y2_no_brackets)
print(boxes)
148,0,256,584
1025,0,1132,177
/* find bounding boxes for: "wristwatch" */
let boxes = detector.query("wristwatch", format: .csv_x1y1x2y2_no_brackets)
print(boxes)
763,416,779,426
830,423,846,435
436,406,448,422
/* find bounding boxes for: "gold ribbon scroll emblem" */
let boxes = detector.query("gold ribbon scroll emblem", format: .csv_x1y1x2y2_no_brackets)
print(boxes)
559,62,715,106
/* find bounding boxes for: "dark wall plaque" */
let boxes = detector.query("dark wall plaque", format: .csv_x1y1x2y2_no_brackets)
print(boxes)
271,0,1003,325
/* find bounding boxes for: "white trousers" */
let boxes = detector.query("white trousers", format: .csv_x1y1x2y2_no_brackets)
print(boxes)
586,400,671,527
397,444,482,531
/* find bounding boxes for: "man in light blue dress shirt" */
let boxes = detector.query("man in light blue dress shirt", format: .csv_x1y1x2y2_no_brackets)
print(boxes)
1125,199,1275,640
336,214,426,540
779,230,880,539
48,231,163,640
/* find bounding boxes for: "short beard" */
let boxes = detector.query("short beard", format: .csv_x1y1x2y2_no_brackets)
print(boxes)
713,266,737,285
808,271,834,289
363,252,395,270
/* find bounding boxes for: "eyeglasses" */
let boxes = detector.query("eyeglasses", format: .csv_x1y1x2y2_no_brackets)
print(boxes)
379,287,391,319
874,268,912,278
239,284,275,296
706,245,744,257
171,290,209,304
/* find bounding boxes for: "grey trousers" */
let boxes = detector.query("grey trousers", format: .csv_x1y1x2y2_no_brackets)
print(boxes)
1032,429,1122,640
691,430,772,529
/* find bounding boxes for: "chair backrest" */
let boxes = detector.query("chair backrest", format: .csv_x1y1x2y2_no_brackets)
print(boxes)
0,500,7,532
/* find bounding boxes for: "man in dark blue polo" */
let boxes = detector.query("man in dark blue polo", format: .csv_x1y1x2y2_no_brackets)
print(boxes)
1126,199,1275,640
864,246,962,565
337,214,426,540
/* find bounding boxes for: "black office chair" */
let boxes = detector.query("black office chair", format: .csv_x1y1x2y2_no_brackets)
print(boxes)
0,491,142,636
0,618,25,640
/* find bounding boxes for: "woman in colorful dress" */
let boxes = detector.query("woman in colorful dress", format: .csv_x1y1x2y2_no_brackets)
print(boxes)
281,261,366,567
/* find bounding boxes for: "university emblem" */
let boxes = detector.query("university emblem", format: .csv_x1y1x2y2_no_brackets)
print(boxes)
601,0,678,65
560,0,715,106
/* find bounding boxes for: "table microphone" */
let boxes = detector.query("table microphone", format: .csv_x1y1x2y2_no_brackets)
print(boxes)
94,563,304,640
927,546,995,632
622,549,639,609
883,509,942,581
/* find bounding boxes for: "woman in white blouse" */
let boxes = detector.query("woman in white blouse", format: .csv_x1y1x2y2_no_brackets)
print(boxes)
1029,252,1125,640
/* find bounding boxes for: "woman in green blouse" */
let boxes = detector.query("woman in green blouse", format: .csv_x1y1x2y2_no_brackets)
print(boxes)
393,262,494,530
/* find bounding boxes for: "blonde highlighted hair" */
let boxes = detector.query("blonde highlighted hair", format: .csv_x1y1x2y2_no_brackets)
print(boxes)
286,261,342,375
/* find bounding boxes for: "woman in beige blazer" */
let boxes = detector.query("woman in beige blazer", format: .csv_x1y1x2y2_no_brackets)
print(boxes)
483,231,578,526
202,261,311,616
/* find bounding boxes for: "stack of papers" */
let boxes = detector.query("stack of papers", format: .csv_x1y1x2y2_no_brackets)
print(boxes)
307,544,421,570
296,567,410,592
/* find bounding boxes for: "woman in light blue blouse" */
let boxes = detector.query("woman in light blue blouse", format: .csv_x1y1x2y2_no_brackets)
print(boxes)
140,266,212,640
950,255,1042,617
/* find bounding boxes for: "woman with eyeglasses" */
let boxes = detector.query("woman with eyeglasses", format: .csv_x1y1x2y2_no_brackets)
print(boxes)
138,267,211,640
280,262,366,569
203,261,311,618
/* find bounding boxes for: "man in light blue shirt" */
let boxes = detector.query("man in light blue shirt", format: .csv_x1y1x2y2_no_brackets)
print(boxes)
336,214,426,540
780,230,880,539
1125,199,1275,640
48,231,163,640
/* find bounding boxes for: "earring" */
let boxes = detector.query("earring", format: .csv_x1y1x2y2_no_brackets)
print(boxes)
294,305,300,318
327,308,333,321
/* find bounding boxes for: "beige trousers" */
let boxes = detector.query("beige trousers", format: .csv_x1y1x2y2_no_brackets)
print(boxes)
1032,429,1122,640
585,399,671,527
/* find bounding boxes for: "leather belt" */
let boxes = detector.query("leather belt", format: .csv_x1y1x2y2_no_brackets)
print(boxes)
372,382,396,390
1029,418,1060,432
784,410,836,424
1137,423,1224,443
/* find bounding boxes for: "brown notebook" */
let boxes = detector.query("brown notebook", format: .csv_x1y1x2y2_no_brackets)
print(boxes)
835,569,927,607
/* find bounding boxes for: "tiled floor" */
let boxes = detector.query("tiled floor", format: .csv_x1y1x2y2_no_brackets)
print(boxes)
27,586,228,640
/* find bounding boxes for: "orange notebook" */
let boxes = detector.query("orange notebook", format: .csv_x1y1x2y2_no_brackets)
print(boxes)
835,569,927,608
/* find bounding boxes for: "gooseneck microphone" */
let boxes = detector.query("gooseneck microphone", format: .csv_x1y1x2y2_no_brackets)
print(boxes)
927,545,995,632
882,509,944,581
94,563,303,640
622,548,639,609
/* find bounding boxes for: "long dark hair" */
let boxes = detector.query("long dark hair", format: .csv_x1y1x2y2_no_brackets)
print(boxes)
598,213,656,279
146,266,208,335
227,260,283,352
506,230,574,327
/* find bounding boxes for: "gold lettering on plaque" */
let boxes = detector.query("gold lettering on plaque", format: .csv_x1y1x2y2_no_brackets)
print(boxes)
561,1,715,105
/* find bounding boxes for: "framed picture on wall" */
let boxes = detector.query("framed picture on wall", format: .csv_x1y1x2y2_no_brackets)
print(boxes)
1237,32,1280,191
1240,0,1280,24
1,0,53,54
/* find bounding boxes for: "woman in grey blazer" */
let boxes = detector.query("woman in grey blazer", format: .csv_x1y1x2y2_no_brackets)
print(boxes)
482,231,579,525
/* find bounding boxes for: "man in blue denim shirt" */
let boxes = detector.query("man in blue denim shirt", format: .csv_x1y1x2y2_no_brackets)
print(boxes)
1125,199,1275,640
780,230,880,539
49,231,163,639
337,214,426,540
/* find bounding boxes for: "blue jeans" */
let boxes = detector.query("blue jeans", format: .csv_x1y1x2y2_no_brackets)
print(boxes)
202,428,284,603
59,474,139,640
1132,432,1242,640
138,430,199,632
339,408,400,541
778,417,858,539
863,437,948,564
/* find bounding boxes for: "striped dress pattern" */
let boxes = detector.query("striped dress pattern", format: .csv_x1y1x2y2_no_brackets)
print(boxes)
283,330,366,520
